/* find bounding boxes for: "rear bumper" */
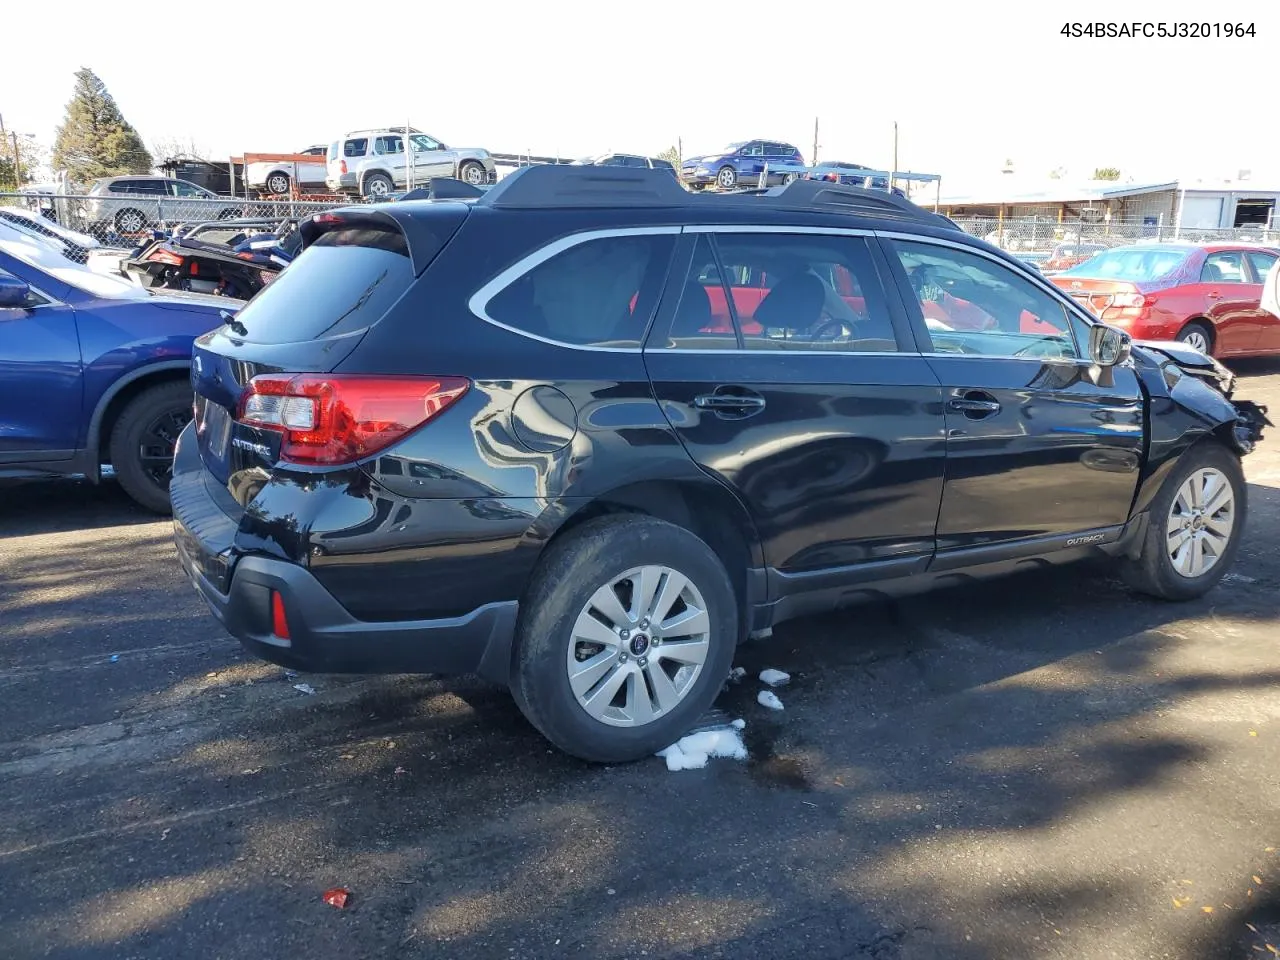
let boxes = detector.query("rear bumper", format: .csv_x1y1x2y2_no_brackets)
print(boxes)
175,540,517,680
170,431,519,682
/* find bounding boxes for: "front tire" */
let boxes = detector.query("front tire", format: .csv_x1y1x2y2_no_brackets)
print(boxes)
511,516,738,763
1121,441,1245,601
716,166,738,189
108,381,193,514
265,172,290,195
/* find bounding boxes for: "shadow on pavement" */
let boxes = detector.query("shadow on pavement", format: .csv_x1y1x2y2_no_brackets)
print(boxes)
1,438,1278,958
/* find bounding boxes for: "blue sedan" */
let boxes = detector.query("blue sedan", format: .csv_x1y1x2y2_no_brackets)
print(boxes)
0,229,236,512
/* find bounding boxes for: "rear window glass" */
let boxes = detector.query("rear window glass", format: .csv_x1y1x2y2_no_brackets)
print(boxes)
227,226,414,344
1061,248,1186,282
482,234,674,347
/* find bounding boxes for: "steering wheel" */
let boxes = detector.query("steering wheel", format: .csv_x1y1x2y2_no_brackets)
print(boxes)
809,318,857,342
1013,338,1070,360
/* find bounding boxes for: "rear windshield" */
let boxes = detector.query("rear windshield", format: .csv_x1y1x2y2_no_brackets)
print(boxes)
1061,248,1187,282
226,227,414,344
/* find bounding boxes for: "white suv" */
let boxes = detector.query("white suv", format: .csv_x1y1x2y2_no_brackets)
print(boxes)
325,128,497,198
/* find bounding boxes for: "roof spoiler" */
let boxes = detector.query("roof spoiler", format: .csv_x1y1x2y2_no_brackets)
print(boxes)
402,178,489,201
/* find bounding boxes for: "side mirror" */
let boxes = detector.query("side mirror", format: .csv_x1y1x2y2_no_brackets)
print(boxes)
1089,323,1131,367
0,275,31,308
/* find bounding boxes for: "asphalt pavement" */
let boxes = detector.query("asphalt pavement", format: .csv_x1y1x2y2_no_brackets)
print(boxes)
3,361,1280,960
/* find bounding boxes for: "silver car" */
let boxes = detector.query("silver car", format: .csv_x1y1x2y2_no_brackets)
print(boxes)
325,128,497,198
82,176,245,236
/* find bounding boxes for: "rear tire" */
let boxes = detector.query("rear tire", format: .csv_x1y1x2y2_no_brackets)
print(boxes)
457,160,486,185
511,516,738,763
1120,441,1245,601
363,173,394,199
108,381,193,515
1176,321,1214,356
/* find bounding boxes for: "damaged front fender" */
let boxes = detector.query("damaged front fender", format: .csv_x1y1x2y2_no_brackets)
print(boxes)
1230,399,1272,455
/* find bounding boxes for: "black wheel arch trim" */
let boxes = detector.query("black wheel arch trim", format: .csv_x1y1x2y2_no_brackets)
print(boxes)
83,359,192,483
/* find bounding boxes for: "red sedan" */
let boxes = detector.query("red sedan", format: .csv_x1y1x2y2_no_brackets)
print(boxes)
1050,242,1280,357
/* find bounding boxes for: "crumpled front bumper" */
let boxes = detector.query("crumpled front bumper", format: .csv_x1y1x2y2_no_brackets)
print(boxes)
1231,399,1272,454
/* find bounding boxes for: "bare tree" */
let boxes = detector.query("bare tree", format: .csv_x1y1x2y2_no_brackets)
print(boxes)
149,135,213,164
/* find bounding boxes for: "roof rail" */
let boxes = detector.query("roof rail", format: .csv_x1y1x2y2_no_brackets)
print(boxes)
481,164,691,208
760,178,954,228
476,165,955,229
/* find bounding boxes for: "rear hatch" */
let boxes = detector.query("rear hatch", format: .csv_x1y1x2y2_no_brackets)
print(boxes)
190,204,467,493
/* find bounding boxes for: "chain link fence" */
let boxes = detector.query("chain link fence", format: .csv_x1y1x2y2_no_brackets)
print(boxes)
0,191,357,264
7,189,1278,274
950,215,1280,260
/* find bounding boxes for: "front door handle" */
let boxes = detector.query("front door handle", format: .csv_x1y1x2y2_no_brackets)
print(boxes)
694,389,766,418
948,391,1002,418
1205,291,1222,300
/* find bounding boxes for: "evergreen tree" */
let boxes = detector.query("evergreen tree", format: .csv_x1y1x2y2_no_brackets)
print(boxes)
52,68,152,182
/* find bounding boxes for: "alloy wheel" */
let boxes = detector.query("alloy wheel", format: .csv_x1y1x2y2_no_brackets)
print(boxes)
1167,466,1234,578
138,405,192,489
565,565,711,727
118,210,145,233
1181,329,1211,353
717,167,737,189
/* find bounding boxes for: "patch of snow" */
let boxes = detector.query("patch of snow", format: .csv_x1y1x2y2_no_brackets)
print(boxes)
728,666,747,682
1222,573,1257,584
656,725,748,771
731,718,746,730
757,690,784,711
292,683,316,695
759,668,791,687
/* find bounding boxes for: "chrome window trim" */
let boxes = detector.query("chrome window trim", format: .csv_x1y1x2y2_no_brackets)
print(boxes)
876,229,1093,352
682,224,874,237
658,349,907,357
467,225,682,353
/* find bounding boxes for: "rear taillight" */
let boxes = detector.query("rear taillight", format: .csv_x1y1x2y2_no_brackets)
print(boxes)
1111,293,1157,309
236,374,469,465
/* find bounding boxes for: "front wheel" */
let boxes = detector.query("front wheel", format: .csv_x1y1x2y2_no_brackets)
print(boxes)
265,172,290,195
1121,442,1246,601
108,381,193,514
511,516,738,763
716,166,738,189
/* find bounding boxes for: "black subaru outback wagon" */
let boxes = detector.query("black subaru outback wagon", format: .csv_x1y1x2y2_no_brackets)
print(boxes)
173,166,1269,762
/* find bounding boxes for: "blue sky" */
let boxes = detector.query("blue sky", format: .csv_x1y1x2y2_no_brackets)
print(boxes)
3,0,1275,185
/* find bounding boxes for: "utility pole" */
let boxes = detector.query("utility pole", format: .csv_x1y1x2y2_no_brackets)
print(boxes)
891,121,898,192
812,117,819,166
